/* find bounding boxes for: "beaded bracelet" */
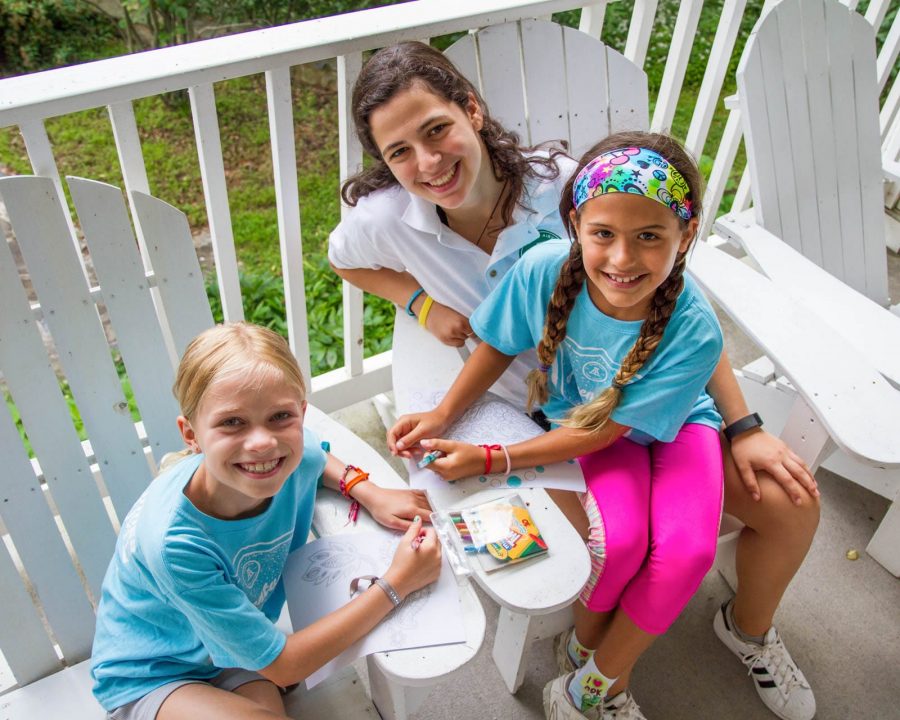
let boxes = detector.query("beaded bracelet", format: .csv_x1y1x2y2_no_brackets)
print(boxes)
418,296,435,327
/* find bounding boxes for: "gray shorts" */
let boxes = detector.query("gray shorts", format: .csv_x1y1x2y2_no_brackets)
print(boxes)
108,667,267,720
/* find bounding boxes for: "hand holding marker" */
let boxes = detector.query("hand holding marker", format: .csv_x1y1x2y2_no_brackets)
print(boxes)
416,449,445,469
411,515,427,550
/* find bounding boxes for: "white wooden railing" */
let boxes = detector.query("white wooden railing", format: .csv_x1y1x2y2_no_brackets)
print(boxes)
0,0,897,412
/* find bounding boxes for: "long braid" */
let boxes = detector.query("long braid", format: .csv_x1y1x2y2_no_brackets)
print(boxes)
563,252,688,432
525,241,586,412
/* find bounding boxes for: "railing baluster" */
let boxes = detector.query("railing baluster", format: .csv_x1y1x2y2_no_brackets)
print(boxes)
338,53,365,378
685,0,749,158
266,66,312,380
876,9,900,92
700,106,744,242
578,1,608,38
732,166,752,213
651,0,703,132
188,83,244,323
623,0,659,69
865,0,891,30
107,101,151,266
107,100,180,364
881,71,899,140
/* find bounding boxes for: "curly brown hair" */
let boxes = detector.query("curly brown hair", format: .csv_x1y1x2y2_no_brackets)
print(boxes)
341,41,563,226
525,131,703,432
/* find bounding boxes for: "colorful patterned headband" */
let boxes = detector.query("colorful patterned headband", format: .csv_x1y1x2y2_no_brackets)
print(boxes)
572,146,693,221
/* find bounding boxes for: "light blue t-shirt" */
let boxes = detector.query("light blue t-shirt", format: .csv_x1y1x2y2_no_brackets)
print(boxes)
90,428,327,711
471,242,723,443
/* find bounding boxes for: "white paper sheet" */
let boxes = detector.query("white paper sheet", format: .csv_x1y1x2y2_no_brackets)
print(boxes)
283,528,466,688
405,389,586,493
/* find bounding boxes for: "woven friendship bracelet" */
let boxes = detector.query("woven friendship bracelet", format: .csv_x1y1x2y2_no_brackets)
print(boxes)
340,465,369,525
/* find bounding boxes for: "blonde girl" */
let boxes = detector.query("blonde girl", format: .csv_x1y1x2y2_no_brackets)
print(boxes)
90,323,440,720
388,133,725,719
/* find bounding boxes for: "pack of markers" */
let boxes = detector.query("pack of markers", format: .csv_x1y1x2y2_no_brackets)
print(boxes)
431,493,549,575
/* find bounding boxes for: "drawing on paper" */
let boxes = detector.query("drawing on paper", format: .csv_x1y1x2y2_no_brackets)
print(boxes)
405,389,586,493
283,529,466,688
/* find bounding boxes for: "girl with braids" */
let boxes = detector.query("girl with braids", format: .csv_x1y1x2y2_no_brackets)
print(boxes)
329,40,575,405
389,134,726,720
335,43,820,716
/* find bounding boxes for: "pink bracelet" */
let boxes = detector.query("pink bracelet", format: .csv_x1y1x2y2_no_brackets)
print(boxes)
499,444,512,477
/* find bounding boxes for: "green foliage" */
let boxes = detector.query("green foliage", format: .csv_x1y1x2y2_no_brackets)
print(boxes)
205,257,393,375
0,0,120,76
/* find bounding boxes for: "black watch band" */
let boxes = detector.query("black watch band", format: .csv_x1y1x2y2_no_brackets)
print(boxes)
723,412,764,442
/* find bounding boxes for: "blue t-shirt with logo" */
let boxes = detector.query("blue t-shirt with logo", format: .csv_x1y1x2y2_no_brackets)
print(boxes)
470,242,723,443
90,428,326,711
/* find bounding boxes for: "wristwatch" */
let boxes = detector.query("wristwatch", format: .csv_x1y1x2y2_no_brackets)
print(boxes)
723,412,764,442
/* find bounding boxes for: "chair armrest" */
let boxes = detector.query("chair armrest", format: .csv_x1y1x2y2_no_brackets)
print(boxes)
714,211,900,387
688,240,900,467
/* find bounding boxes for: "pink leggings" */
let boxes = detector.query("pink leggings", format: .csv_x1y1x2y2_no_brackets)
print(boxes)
578,424,724,635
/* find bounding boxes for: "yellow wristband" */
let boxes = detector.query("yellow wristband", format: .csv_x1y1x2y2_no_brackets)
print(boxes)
418,295,434,327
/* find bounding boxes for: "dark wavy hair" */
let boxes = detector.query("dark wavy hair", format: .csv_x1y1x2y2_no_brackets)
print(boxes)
341,41,563,225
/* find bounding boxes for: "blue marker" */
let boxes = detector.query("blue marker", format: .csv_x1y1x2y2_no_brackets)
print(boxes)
416,449,445,469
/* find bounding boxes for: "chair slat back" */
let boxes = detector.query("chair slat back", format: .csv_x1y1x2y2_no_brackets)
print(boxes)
131,190,216,359
446,19,648,157
1,177,152,517
737,0,888,304
68,178,183,460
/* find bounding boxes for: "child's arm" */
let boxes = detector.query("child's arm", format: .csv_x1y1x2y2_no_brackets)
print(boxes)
707,349,818,504
260,517,441,687
320,452,431,531
332,264,472,347
387,342,517,457
421,418,629,481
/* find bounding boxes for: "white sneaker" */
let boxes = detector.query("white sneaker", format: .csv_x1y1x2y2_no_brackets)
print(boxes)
714,601,816,720
543,673,646,720
554,629,577,674
599,691,647,720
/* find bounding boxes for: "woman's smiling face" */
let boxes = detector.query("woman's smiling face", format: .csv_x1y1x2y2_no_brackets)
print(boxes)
368,81,493,212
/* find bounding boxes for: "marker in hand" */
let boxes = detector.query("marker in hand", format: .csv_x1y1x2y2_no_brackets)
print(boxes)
416,449,445,469
410,515,427,550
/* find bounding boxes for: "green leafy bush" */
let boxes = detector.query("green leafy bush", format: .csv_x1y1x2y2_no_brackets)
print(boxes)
205,257,394,376
0,0,120,75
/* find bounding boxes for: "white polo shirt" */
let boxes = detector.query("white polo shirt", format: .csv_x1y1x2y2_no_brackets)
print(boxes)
329,153,577,407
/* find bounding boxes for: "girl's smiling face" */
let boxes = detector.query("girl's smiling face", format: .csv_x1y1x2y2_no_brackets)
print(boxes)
178,366,306,520
572,193,698,322
368,81,494,212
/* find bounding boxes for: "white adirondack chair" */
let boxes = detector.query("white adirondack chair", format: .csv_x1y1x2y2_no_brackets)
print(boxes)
704,0,900,574
0,175,484,719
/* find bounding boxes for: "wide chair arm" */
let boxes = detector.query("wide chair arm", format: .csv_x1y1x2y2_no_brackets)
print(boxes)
688,240,900,469
714,210,900,388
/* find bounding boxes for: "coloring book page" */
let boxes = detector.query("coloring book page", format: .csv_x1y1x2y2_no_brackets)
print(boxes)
283,528,466,688
405,389,586,494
